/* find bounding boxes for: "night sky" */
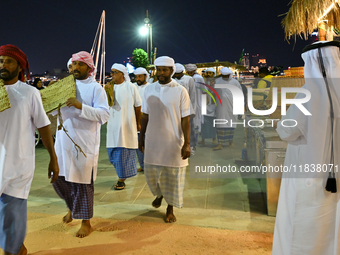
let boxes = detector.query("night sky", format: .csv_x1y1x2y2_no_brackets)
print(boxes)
1,0,311,74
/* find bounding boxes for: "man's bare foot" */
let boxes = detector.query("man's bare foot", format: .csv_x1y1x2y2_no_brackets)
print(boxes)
63,210,73,224
137,167,144,172
165,205,176,223
213,144,223,150
229,142,234,147
76,220,92,238
152,196,163,208
5,244,27,255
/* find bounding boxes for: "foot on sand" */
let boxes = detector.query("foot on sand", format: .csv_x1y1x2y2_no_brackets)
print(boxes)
76,220,92,238
63,210,73,224
165,205,176,223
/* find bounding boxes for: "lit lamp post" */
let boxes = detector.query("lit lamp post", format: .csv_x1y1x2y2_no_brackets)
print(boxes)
139,10,153,64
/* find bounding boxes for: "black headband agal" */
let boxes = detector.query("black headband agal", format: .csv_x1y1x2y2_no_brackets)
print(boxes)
302,40,340,53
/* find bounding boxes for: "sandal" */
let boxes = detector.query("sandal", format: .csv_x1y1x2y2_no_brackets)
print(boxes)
114,181,125,190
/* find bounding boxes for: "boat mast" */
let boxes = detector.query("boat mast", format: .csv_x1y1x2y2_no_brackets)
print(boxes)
91,11,106,85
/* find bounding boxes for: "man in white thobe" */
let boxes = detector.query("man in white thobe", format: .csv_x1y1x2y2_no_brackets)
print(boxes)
173,63,197,153
139,56,191,223
185,63,205,146
106,63,142,190
199,67,217,146
0,44,59,255
213,67,242,150
134,67,150,172
53,51,109,238
272,41,340,255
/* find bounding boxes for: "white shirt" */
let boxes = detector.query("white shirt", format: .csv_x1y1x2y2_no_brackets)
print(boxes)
55,77,109,184
106,81,142,148
174,75,196,115
135,82,150,103
0,81,50,199
142,80,190,167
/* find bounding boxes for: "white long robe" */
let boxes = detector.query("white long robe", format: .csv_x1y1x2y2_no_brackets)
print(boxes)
106,81,142,148
192,73,205,129
174,75,196,115
272,42,340,255
55,77,109,184
214,77,242,128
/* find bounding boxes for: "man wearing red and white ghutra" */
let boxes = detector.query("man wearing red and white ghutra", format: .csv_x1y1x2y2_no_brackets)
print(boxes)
53,51,109,238
0,44,59,255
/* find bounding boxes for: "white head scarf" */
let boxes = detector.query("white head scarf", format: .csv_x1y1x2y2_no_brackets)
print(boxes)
154,56,176,76
175,63,185,73
220,67,233,81
185,63,197,72
206,67,216,74
111,63,131,82
67,57,72,68
277,41,340,178
134,67,149,82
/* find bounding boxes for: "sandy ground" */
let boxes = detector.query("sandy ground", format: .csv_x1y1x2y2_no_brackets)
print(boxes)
1,212,273,255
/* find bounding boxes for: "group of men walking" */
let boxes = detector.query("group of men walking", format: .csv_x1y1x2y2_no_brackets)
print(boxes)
2,44,235,254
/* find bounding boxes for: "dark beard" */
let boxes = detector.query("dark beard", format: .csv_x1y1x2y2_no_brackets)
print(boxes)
0,66,20,81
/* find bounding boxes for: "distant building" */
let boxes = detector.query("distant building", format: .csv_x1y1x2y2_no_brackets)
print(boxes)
258,59,267,67
252,54,259,67
240,53,250,70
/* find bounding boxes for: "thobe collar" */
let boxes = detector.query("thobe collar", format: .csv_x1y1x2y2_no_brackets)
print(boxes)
76,76,95,85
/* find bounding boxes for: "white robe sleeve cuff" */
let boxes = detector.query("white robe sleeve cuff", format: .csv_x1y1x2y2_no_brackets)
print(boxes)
276,121,306,145
79,104,110,125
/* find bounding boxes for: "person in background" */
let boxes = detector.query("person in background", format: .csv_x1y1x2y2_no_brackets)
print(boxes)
134,67,150,172
106,63,142,190
32,78,45,90
256,67,273,88
173,63,197,154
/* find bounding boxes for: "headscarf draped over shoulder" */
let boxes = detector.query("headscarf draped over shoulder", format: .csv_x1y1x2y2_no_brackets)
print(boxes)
0,44,30,82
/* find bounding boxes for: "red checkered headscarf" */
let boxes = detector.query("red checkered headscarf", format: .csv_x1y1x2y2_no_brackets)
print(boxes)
72,51,96,76
0,44,30,82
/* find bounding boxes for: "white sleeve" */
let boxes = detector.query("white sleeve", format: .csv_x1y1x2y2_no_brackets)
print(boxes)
80,86,110,125
188,77,196,109
141,87,149,114
133,84,142,107
180,88,191,118
31,90,50,128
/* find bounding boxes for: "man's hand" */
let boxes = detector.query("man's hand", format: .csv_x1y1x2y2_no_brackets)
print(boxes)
48,156,59,183
66,97,82,109
181,143,191,160
137,123,141,132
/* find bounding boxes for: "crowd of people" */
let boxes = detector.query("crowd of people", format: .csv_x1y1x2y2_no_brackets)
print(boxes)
2,41,340,255
0,44,244,255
